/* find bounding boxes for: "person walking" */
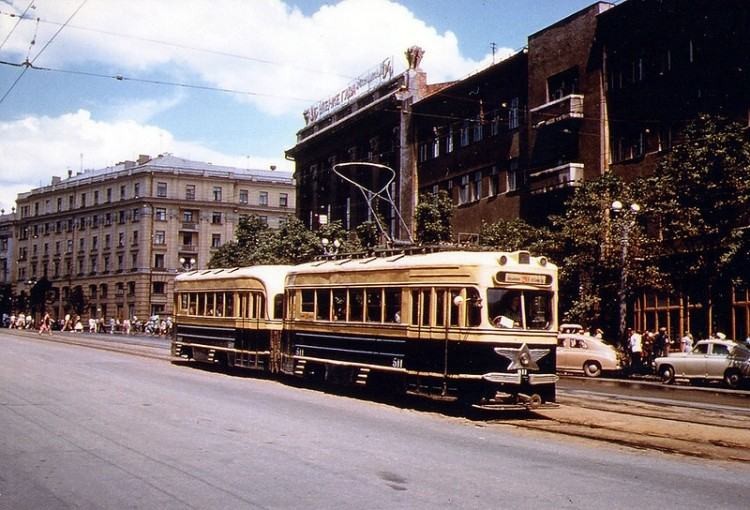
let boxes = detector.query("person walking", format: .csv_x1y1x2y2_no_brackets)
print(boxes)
38,312,52,335
629,329,643,375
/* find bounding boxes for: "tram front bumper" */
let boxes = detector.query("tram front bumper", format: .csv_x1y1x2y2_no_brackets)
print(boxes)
481,372,559,385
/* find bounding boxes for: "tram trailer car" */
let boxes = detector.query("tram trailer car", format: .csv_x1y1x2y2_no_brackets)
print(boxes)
282,250,559,409
172,265,292,371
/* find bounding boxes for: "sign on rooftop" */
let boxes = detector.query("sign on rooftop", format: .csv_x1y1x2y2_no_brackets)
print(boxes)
303,56,394,125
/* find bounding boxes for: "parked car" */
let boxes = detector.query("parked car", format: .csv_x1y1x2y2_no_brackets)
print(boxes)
655,339,750,388
556,334,622,377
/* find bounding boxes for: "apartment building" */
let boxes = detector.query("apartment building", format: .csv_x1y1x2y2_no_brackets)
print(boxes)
13,154,295,321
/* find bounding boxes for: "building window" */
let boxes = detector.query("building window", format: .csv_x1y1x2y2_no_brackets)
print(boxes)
155,208,167,221
431,136,440,158
182,210,194,223
57,197,62,212
507,159,520,192
134,182,140,198
154,230,166,245
154,253,165,269
185,184,196,200
94,190,99,205
80,193,86,208
508,97,520,130
472,117,483,143
132,231,139,246
279,193,288,208
259,191,268,206
211,233,221,248
211,212,222,225
100,284,108,298
132,208,140,222
92,236,98,250
127,281,136,296
156,182,168,198
445,129,454,153
213,186,222,201
152,281,166,295
106,188,112,202
239,189,248,204
458,174,470,205
471,171,482,201
120,185,126,200
131,252,138,270
103,256,110,273
460,124,470,147
418,143,428,162
118,232,125,248
117,255,124,272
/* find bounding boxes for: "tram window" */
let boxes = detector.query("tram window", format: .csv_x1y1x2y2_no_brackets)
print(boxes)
317,289,331,320
435,289,445,327
301,290,315,313
421,290,431,327
384,288,401,323
349,289,364,321
525,291,552,329
189,293,197,315
410,290,419,326
467,288,481,327
449,289,461,327
274,294,284,319
488,289,521,328
257,292,266,319
180,293,189,312
225,293,234,317
240,292,250,318
366,288,382,322
215,293,224,316
332,289,346,320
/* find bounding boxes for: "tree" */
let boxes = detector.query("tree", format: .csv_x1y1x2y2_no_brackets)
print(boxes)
642,114,750,333
415,190,453,244
478,218,553,254
29,277,53,317
551,172,661,340
67,285,87,316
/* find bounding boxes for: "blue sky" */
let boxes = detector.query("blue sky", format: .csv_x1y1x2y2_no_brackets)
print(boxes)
0,0,600,212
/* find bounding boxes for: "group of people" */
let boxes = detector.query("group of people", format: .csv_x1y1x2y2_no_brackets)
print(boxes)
626,327,673,374
3,312,173,336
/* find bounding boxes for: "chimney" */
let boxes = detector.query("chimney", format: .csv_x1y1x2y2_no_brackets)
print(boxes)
137,154,150,165
68,169,73,178
51,176,61,185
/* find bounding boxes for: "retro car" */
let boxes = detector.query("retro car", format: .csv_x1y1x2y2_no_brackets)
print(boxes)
655,339,750,388
556,334,621,377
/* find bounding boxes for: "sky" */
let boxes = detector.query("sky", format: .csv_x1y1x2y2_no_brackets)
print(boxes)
0,0,602,213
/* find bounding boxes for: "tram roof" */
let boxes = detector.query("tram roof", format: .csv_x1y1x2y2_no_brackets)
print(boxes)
175,265,292,289
289,250,555,275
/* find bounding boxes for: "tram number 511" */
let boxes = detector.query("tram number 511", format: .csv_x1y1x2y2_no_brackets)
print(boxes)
392,357,403,369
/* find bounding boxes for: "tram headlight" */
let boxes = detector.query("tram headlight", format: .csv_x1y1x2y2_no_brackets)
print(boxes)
538,256,547,267
498,255,508,266
518,351,531,367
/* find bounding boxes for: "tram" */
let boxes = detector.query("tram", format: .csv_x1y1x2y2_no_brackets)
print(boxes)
172,265,292,371
172,249,559,410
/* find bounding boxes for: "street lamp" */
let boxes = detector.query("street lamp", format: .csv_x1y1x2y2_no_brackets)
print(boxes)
179,257,196,271
611,200,641,344
321,238,341,256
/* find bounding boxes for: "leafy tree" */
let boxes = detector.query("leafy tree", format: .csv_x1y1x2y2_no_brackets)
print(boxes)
551,172,661,340
415,190,453,244
272,215,322,263
642,114,750,331
478,218,553,254
29,277,53,317
355,220,380,250
67,285,87,316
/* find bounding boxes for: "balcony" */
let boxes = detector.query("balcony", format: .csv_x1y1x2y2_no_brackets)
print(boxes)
529,162,584,194
180,244,198,253
530,94,583,128
181,222,198,230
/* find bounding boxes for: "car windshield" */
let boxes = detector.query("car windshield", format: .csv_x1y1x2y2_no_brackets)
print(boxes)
487,289,552,330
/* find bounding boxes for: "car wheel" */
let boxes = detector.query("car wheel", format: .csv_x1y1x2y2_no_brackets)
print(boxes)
583,361,602,378
659,365,675,384
724,370,741,389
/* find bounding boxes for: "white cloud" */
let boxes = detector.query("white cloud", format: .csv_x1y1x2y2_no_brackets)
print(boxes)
0,109,292,211
1,0,498,115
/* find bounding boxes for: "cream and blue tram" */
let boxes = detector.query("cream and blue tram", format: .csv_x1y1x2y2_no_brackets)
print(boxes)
282,250,558,409
172,266,291,371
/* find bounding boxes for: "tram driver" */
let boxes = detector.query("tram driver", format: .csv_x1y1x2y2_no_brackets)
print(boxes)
490,292,522,328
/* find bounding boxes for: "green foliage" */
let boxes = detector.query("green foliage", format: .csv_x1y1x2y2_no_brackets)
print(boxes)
67,285,86,316
643,114,750,291
29,277,52,315
355,220,380,249
478,218,554,254
415,190,453,244
208,215,356,267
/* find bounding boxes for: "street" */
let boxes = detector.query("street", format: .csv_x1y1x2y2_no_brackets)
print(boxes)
1,332,748,509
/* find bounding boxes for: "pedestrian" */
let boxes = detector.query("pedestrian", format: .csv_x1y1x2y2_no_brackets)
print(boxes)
680,332,694,353
123,317,131,335
629,329,643,375
88,317,97,333
655,327,669,358
38,312,52,335
63,313,72,331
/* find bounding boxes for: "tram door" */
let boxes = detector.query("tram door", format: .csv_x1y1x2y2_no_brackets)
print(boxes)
407,288,449,378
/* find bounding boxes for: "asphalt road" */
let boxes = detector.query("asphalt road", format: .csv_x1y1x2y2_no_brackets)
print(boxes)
1,333,748,509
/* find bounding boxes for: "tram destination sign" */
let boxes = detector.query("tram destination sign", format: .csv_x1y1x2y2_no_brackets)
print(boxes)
303,56,394,125
497,272,549,285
